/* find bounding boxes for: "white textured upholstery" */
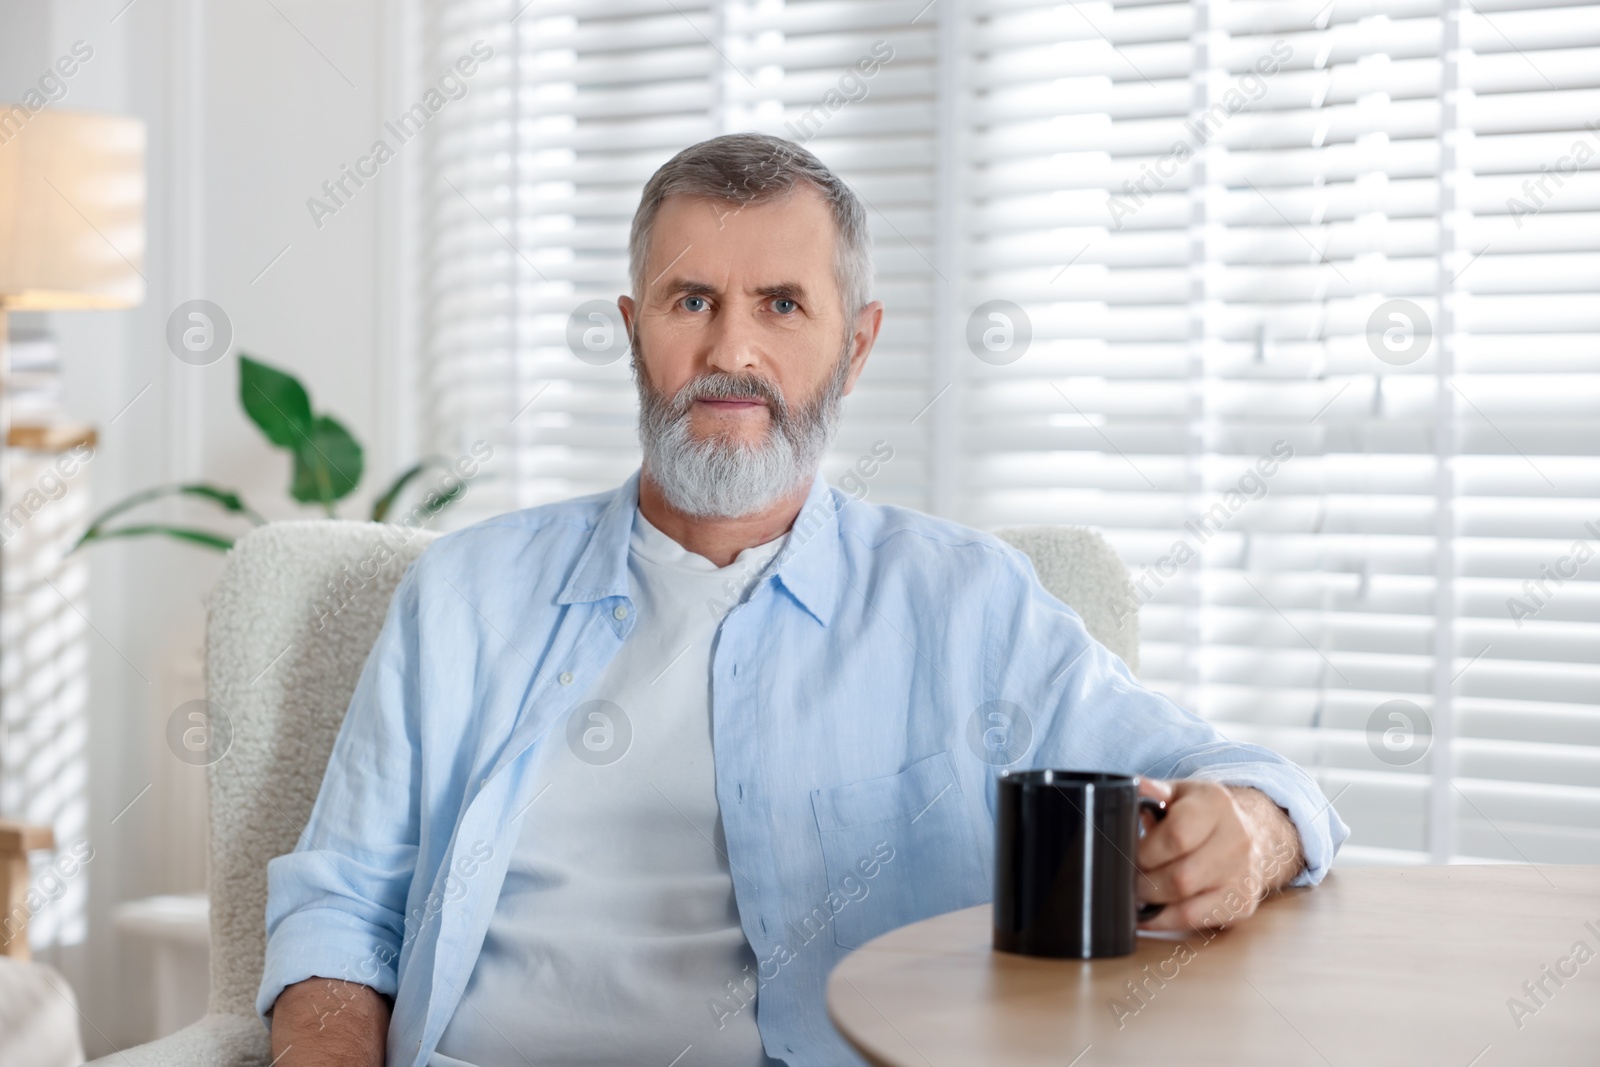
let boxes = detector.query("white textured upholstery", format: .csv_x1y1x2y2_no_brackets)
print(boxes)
87,522,438,1067
995,525,1139,674
0,956,86,1067
86,517,1135,1065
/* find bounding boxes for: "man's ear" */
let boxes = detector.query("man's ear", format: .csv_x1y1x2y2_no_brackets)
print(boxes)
844,299,885,396
617,294,638,347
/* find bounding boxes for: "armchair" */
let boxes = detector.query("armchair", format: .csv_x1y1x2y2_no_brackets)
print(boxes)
87,518,1136,1065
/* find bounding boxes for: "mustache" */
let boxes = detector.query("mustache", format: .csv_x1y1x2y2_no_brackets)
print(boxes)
669,372,789,420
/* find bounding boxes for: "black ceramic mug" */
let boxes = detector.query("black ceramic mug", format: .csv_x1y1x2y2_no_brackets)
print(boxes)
993,769,1167,958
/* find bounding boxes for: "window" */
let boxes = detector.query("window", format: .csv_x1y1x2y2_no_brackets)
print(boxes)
415,0,1600,864
1,330,91,949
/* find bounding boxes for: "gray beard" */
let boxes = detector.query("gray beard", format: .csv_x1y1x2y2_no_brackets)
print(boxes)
634,338,851,519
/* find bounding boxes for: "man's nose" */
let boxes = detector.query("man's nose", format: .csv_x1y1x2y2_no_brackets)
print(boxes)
704,307,762,375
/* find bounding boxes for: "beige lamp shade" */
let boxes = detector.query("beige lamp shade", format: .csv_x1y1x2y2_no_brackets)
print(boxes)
0,108,145,310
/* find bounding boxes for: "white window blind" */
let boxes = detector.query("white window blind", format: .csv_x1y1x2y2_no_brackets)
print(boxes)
415,0,1600,865
420,0,945,518
1,331,92,950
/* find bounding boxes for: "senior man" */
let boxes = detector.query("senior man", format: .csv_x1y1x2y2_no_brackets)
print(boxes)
261,133,1348,1067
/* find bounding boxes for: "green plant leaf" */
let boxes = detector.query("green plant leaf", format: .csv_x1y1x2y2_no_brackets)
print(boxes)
239,353,314,450
414,478,468,522
290,415,364,511
370,459,436,522
73,524,234,552
71,482,265,553
162,484,267,526
369,457,483,524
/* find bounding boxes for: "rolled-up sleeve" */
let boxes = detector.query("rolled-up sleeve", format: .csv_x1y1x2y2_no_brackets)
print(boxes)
987,546,1349,888
256,565,425,1024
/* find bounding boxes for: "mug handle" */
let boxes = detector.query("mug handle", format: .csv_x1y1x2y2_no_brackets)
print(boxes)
1136,796,1168,922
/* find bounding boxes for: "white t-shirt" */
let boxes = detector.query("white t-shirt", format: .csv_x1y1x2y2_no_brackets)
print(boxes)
431,509,786,1067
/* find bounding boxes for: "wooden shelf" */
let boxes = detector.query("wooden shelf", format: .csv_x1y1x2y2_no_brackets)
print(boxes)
7,422,97,453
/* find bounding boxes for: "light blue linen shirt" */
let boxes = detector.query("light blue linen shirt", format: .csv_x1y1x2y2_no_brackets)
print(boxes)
258,469,1348,1066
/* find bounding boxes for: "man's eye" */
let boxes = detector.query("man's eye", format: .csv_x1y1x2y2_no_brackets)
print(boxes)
682,295,709,312
772,298,797,314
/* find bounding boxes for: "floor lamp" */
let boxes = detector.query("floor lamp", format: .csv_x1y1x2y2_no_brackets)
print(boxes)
0,109,145,958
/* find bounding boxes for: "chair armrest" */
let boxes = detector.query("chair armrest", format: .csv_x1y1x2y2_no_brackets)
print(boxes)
84,1013,270,1067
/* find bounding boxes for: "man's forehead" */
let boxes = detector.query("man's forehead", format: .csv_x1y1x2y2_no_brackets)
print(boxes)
644,187,836,292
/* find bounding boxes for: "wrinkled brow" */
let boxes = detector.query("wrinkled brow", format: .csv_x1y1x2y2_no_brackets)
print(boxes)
657,277,716,300
656,277,810,303
752,282,809,304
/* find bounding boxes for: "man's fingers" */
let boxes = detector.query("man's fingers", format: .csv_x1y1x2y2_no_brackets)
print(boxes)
1137,882,1260,933
1127,780,1289,935
1137,785,1224,871
1137,828,1239,905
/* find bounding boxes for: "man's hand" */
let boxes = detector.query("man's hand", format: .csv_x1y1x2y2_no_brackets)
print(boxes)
269,977,391,1067
1134,778,1305,933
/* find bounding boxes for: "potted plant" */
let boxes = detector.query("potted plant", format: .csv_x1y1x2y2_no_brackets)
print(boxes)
73,354,484,553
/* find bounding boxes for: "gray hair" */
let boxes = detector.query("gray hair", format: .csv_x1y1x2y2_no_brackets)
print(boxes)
627,132,873,319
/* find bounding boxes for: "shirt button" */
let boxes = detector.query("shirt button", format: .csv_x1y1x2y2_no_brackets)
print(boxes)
559,671,574,685
613,604,629,620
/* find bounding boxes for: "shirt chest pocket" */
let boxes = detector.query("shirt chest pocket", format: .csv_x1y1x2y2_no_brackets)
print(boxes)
810,749,989,950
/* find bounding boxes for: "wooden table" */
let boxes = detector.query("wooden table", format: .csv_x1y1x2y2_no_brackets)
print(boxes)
827,865,1600,1066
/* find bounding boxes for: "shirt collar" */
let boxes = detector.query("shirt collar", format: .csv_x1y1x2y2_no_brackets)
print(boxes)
556,470,640,606
768,470,843,627
555,468,843,627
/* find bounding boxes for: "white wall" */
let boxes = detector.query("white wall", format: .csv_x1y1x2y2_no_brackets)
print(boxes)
3,0,410,1052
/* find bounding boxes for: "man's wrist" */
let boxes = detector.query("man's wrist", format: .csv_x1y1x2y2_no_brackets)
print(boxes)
1227,785,1306,894
270,977,391,1067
